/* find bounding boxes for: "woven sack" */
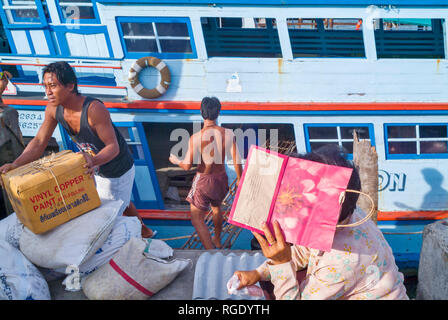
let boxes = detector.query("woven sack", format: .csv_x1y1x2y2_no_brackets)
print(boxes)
82,237,191,300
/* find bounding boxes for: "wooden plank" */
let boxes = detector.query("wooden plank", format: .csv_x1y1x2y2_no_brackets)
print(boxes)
353,130,379,224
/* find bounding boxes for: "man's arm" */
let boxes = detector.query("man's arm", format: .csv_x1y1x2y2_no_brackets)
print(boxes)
85,100,119,172
226,129,242,184
1,104,57,173
169,135,195,171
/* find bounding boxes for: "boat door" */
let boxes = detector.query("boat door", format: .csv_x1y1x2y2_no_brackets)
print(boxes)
60,122,164,210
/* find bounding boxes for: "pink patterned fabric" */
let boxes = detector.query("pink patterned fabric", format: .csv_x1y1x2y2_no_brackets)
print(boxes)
270,157,353,252
229,146,353,252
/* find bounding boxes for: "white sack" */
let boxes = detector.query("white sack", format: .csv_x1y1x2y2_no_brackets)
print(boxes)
0,213,23,249
0,240,50,300
56,215,141,276
19,199,122,291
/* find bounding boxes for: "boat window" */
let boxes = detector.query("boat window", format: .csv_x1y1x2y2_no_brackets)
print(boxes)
287,18,365,58
201,17,282,58
304,124,374,157
1,0,42,24
117,17,196,59
374,19,445,59
56,0,98,23
385,124,448,159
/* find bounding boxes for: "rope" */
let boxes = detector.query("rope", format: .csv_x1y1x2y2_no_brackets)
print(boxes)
158,235,198,241
382,231,423,235
336,189,375,228
30,153,72,219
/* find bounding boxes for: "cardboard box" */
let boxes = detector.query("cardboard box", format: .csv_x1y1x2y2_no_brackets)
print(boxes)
1,150,101,234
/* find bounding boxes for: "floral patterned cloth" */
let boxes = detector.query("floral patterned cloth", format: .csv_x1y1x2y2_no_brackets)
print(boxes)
270,156,353,252
256,207,409,300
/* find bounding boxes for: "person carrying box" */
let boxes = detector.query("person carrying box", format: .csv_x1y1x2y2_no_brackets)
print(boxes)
0,62,153,238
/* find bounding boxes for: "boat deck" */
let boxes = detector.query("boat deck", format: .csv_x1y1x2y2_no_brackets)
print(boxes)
49,249,254,300
49,248,419,300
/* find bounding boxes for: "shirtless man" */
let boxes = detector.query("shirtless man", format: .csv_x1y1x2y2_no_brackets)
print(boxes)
169,97,242,249
0,61,153,237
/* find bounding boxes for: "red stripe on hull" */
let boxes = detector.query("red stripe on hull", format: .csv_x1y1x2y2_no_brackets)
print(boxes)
139,209,448,221
5,98,448,111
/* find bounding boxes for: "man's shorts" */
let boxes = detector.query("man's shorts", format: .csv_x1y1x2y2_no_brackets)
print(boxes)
94,165,135,216
186,170,229,212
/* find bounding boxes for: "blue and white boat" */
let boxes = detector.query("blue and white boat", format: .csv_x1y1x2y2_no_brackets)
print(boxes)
2,0,448,272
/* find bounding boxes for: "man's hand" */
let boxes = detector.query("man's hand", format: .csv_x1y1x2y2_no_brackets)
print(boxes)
169,153,180,166
233,270,261,290
80,152,98,178
252,220,292,265
0,163,18,175
0,163,18,188
0,71,12,96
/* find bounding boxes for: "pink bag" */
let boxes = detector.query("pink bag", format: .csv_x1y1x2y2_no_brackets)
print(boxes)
228,146,353,252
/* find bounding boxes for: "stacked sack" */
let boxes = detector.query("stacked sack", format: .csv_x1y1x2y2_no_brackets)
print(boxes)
0,200,191,299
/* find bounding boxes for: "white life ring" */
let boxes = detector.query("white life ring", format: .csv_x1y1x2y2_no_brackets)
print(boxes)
128,56,171,99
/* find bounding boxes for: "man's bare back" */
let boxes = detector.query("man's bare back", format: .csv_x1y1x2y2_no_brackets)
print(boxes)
168,96,243,249
192,124,236,175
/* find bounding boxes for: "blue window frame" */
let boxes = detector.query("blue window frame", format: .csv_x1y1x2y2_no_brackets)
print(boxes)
55,0,100,24
116,16,197,59
115,123,164,209
304,123,375,159
0,0,48,28
51,25,113,59
384,123,448,159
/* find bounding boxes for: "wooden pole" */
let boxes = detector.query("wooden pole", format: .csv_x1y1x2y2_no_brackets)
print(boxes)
352,131,378,224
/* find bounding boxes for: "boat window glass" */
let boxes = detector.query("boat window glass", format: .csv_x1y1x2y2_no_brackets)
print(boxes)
155,23,189,37
307,126,336,139
374,19,445,59
201,17,281,58
56,0,97,23
287,18,365,58
305,124,373,156
118,18,195,58
124,38,158,53
1,0,41,24
121,22,154,36
387,126,415,139
385,124,448,158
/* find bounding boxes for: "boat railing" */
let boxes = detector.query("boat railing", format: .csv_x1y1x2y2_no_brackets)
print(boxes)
0,55,123,69
0,55,127,97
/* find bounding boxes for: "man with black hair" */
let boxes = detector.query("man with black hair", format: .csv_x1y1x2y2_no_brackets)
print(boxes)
169,96,242,249
0,61,153,238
